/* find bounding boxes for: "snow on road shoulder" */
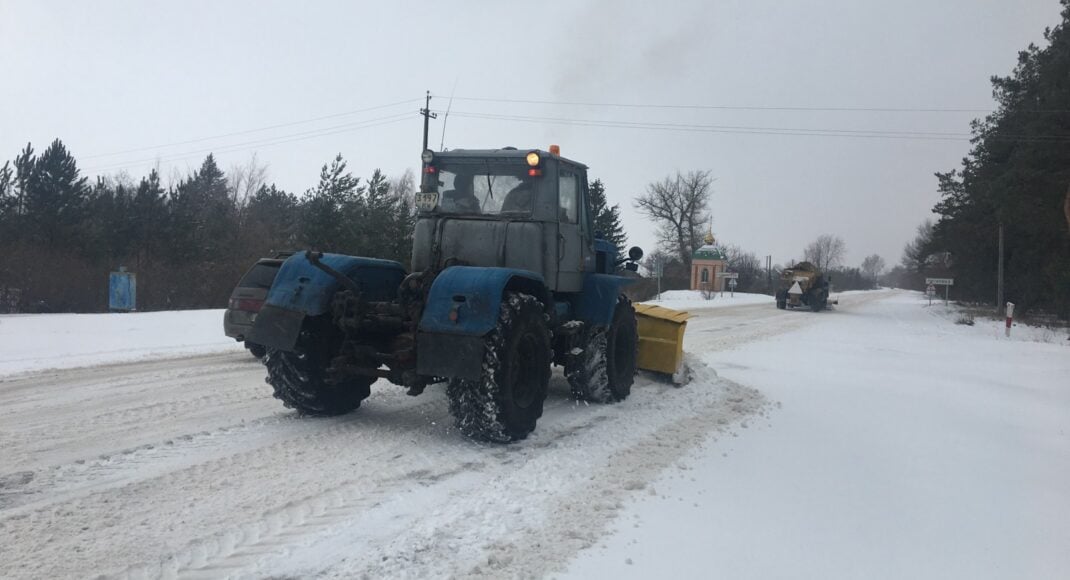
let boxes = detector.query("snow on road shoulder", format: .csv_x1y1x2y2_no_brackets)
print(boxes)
644,289,772,310
560,290,1070,579
0,309,243,377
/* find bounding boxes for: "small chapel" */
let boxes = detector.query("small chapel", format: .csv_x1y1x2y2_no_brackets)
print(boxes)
690,231,727,292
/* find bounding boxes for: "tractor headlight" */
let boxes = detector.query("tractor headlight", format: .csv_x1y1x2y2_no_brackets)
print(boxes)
526,152,540,167
421,149,434,164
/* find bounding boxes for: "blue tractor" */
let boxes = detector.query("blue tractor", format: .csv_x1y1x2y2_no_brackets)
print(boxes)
247,146,643,442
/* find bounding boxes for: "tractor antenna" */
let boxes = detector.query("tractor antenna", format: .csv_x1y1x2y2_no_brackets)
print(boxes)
439,79,458,151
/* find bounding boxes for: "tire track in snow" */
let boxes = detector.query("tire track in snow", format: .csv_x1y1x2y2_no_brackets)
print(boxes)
0,294,891,579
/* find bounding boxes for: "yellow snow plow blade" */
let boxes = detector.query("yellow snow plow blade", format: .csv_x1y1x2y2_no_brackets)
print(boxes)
634,303,691,376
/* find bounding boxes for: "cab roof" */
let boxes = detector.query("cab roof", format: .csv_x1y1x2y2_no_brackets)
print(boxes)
432,148,588,169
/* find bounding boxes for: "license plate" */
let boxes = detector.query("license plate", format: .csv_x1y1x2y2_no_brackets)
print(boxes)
415,192,439,211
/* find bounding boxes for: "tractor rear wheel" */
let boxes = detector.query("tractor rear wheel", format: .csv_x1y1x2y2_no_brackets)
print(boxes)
263,317,373,416
447,292,551,442
810,292,826,312
566,296,638,403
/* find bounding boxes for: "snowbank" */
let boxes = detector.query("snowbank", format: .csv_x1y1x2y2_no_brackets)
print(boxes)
0,309,243,377
643,289,772,310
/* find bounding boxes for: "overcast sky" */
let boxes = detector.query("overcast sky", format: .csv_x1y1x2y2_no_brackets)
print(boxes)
1,0,1062,268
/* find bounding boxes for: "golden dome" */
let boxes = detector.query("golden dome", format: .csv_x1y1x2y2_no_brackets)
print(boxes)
704,230,715,245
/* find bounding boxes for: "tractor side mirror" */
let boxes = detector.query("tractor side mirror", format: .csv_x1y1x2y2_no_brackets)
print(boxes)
625,262,639,272
628,246,643,261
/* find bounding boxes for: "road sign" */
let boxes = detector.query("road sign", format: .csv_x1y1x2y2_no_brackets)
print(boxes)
728,278,738,287
925,278,953,306
716,272,739,279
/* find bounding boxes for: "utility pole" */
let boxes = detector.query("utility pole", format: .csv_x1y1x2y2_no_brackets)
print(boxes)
766,255,772,292
420,90,437,153
996,222,1004,315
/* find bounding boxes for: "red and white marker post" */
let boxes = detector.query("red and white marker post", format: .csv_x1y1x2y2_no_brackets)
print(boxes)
1005,302,1015,338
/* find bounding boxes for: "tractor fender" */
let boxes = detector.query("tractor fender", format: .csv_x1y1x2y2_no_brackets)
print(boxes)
247,252,407,351
572,273,635,328
418,266,548,337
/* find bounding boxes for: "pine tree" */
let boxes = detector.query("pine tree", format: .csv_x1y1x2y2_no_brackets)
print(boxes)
168,154,238,262
246,184,299,253
13,143,35,221
25,139,90,248
299,154,364,253
0,161,13,236
588,178,628,251
932,2,1070,316
360,169,400,258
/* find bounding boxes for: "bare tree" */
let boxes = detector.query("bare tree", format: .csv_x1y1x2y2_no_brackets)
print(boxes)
228,154,269,212
803,234,846,271
718,243,763,291
860,254,886,282
634,170,713,268
388,168,416,202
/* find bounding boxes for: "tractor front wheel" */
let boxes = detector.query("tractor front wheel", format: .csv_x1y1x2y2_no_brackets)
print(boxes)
447,292,551,442
566,296,638,403
810,292,826,312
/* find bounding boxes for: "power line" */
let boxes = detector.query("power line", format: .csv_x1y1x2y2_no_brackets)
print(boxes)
444,110,971,138
439,110,1070,143
439,95,1070,115
84,112,414,174
82,98,422,161
437,95,1006,114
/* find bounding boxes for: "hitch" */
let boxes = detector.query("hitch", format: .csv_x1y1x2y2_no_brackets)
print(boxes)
306,250,362,294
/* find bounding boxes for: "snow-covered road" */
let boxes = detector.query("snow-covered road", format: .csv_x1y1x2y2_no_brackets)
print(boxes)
562,291,1070,579
2,290,1063,579
0,292,823,580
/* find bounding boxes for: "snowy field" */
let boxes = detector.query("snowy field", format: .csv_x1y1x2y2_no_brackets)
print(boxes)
0,309,243,377
0,290,1066,579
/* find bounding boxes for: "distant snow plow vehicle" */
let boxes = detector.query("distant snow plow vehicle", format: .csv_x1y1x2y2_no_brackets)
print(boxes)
247,146,651,442
775,261,835,311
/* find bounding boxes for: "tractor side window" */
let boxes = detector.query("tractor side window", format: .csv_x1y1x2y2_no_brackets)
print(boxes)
559,172,578,224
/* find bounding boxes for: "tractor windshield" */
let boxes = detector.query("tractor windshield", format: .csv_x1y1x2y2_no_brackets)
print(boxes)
432,164,536,217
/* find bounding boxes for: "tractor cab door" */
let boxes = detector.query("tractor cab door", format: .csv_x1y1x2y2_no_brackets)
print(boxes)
556,166,595,292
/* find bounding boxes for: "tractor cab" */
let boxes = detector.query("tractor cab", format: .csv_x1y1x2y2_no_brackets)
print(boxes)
413,147,618,292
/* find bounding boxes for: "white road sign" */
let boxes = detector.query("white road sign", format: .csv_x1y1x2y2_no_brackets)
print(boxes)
925,278,954,286
716,272,739,279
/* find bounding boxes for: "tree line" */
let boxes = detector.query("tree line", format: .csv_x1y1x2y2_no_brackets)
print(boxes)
0,141,417,312
908,2,1070,318
0,141,631,313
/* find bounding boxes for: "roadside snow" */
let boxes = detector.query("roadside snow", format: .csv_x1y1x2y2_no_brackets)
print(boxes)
0,309,242,377
645,289,877,311
560,290,1070,579
644,290,772,310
